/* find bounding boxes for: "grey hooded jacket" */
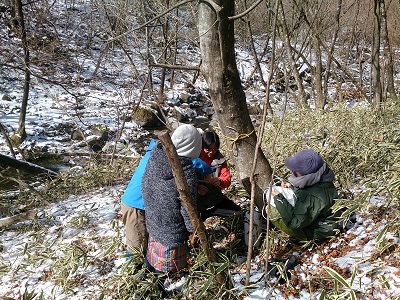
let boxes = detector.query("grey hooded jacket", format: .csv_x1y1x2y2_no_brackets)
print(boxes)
141,142,196,247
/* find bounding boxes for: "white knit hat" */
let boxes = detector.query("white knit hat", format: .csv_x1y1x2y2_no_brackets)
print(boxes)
171,124,202,159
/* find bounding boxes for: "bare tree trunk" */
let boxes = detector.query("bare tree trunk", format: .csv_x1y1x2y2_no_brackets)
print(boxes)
15,0,29,142
381,0,396,100
313,35,324,109
159,1,170,98
170,7,179,89
292,0,368,100
245,19,274,115
323,0,342,102
357,44,364,89
245,0,279,287
198,0,272,211
143,1,154,93
277,0,308,108
372,0,382,105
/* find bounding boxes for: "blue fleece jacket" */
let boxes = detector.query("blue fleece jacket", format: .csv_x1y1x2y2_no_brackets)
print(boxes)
122,140,212,211
121,139,156,210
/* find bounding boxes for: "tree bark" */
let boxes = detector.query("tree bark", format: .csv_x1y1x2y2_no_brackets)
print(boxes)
372,0,382,105
198,0,272,211
313,35,324,109
159,0,170,97
381,0,396,100
323,0,342,103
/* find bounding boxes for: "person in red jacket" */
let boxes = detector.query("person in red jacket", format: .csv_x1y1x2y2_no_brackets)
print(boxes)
198,130,241,220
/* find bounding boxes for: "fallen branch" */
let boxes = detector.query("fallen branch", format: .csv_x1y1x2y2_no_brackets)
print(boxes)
0,154,58,176
0,209,37,228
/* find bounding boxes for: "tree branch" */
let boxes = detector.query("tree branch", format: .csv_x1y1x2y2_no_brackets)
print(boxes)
149,63,200,71
107,0,193,43
229,0,265,20
0,122,16,158
0,153,58,176
201,0,223,13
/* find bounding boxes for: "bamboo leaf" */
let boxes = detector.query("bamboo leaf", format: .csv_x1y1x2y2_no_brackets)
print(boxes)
376,225,388,244
323,266,351,288
197,276,214,298
350,265,358,286
349,290,357,300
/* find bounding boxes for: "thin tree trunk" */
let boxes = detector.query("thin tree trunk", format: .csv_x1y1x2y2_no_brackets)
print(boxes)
159,5,169,98
170,7,179,88
278,0,308,108
324,0,342,102
16,0,29,142
313,35,324,109
381,0,396,100
245,0,279,287
292,0,368,100
144,2,154,93
372,0,382,105
245,20,273,115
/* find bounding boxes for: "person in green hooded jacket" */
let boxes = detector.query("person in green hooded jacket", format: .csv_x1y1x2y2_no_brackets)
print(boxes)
268,149,340,242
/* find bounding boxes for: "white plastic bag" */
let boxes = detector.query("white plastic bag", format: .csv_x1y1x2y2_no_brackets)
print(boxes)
264,185,297,207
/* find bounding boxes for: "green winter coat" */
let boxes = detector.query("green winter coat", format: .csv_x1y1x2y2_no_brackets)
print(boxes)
271,181,339,242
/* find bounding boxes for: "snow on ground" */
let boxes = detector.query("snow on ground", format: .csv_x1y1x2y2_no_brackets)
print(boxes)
0,186,124,299
1,185,400,299
1,1,400,299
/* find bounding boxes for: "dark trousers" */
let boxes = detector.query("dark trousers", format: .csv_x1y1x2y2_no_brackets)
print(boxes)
199,196,241,220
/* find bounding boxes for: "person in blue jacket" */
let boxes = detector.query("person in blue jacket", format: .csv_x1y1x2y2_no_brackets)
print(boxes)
121,139,156,254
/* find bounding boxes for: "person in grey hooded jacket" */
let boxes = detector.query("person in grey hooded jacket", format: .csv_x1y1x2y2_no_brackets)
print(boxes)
141,124,201,273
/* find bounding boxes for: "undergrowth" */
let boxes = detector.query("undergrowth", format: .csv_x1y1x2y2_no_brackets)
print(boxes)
1,101,400,299
259,101,400,299
1,156,140,215
262,102,400,190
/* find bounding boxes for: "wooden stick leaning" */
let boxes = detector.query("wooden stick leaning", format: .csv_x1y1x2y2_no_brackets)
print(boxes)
158,131,229,286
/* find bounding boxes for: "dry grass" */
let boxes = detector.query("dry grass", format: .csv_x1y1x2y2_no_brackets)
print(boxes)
1,101,400,299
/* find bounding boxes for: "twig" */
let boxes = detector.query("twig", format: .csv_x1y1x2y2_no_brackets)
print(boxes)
245,0,279,287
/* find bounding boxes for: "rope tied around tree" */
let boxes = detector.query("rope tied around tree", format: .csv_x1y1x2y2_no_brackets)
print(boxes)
218,126,255,156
